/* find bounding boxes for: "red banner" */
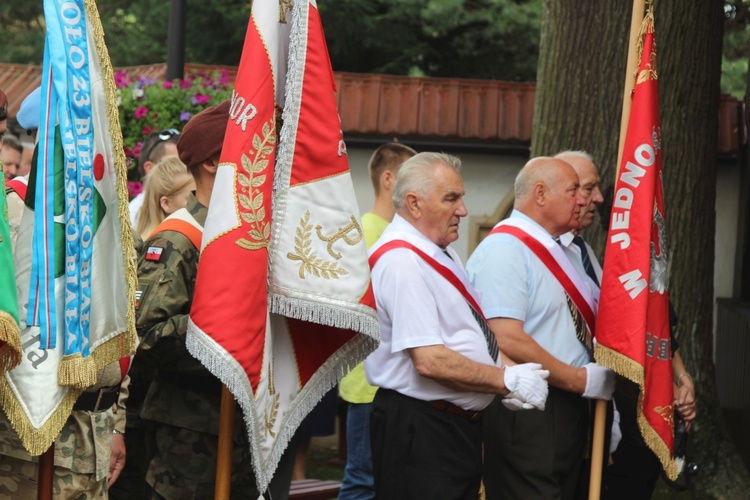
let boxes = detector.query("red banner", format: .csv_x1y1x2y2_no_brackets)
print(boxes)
595,14,677,479
186,0,379,492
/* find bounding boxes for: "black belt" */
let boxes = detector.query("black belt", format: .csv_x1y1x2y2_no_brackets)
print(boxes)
73,386,120,412
157,370,222,395
427,399,483,422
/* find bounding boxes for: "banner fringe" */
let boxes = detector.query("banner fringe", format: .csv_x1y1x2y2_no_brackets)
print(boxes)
187,315,378,493
0,312,21,373
595,343,678,480
84,0,139,354
269,294,380,340
635,5,655,78
57,354,98,388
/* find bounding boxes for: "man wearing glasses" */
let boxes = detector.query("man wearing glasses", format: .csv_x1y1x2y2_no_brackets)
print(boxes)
128,129,181,227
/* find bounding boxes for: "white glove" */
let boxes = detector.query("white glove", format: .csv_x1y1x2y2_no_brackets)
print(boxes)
503,363,550,411
582,362,616,400
501,396,535,411
610,401,622,454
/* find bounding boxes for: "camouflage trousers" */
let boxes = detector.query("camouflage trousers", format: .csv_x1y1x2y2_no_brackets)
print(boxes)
0,455,106,499
145,422,298,500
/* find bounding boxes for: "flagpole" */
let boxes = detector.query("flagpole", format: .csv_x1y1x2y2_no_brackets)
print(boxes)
37,444,54,500
214,385,236,500
589,1,646,499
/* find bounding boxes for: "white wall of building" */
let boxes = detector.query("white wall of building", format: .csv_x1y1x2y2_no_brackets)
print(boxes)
347,146,526,261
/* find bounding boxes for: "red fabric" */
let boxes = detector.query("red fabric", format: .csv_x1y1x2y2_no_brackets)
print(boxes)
189,16,274,394
5,179,27,201
596,26,674,466
489,225,596,337
369,240,485,317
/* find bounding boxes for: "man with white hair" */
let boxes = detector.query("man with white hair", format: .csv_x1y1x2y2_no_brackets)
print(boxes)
365,152,549,499
467,156,616,499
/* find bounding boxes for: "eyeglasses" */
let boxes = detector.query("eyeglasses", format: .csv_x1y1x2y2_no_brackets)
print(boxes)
141,128,180,163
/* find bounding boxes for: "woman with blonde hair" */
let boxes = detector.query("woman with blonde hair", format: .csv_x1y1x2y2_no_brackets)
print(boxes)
135,155,195,240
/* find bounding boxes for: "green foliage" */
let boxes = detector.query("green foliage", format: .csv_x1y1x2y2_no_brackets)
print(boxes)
722,0,750,98
115,69,232,192
319,0,543,81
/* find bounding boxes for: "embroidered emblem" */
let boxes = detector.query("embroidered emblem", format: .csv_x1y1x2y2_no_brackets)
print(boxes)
287,211,350,280
134,284,149,309
145,246,163,261
236,118,274,251
654,404,674,426
279,0,292,23
337,128,347,157
264,358,280,438
315,215,363,259
637,46,658,84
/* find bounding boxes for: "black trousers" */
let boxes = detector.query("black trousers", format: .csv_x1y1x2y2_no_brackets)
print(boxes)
483,387,589,500
370,389,483,500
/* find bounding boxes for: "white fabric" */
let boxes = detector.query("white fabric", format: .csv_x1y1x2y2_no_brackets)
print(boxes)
128,191,144,227
364,215,499,411
502,363,550,411
582,362,616,400
559,231,603,305
467,210,591,368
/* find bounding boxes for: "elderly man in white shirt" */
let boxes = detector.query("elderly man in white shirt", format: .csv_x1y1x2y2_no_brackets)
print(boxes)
364,152,549,500
467,157,616,500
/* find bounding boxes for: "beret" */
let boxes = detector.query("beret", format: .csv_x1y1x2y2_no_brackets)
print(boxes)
177,100,231,170
17,87,41,130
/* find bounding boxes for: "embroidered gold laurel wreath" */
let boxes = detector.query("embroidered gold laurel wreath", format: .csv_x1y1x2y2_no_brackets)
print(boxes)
654,404,674,426
287,211,350,280
637,46,658,84
236,119,274,251
264,358,280,438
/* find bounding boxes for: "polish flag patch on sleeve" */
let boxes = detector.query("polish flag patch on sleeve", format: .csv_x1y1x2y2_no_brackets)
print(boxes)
145,246,164,262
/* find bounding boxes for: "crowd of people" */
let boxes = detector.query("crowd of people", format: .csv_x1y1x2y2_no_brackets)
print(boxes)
0,84,697,500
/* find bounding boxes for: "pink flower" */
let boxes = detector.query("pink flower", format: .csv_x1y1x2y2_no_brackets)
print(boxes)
114,71,132,89
190,93,211,105
123,146,133,157
179,79,191,89
162,81,173,89
142,126,152,135
134,106,149,119
132,141,143,158
127,181,144,199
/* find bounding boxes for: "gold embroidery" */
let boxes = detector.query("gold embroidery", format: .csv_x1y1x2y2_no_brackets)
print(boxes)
637,48,658,84
236,118,275,251
264,358,280,438
654,404,674,426
279,0,292,23
287,211,350,280
315,215,363,259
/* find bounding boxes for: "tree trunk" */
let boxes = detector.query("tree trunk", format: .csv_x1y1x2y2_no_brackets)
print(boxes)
533,1,750,497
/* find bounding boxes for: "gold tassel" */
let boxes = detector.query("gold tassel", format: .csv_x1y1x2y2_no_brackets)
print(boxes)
57,354,98,388
0,312,21,373
634,3,655,82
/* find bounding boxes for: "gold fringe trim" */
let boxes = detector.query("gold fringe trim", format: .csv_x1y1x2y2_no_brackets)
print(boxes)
0,375,82,456
57,354,98,388
84,0,138,356
0,312,21,373
595,343,678,480
634,3,655,81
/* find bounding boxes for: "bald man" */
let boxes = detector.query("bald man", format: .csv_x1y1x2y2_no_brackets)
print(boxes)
467,157,616,499
555,151,604,303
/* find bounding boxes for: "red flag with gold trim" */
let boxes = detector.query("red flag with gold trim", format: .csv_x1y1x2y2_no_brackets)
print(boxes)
595,9,677,479
186,0,379,491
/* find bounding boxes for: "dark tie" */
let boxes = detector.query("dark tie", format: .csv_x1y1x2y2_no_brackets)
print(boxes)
444,251,499,362
573,235,599,286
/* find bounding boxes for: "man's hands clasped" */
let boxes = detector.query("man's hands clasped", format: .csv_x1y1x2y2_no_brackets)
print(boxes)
502,363,550,411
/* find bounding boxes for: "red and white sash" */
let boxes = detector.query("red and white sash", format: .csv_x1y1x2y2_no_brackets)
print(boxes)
489,218,597,337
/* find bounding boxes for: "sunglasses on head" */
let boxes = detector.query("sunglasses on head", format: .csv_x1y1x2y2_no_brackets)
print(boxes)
142,128,180,163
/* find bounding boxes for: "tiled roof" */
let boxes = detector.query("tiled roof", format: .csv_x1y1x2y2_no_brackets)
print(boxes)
0,62,743,155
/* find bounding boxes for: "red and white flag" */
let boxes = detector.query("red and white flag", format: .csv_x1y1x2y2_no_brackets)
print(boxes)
595,10,677,479
186,0,379,491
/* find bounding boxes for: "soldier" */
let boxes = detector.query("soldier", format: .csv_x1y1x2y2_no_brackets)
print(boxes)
0,88,128,499
134,101,296,499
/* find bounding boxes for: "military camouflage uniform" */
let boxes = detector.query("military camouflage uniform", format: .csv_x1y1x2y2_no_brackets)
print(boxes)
135,194,295,500
0,362,128,500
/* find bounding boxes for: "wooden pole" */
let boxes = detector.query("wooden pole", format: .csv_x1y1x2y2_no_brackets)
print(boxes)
215,385,236,500
37,444,54,500
589,1,646,499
